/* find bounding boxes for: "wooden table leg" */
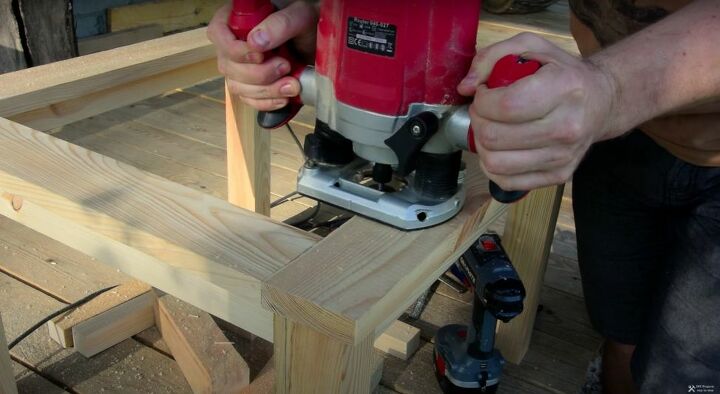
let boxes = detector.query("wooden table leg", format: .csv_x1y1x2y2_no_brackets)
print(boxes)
495,184,564,364
225,83,271,215
273,315,377,394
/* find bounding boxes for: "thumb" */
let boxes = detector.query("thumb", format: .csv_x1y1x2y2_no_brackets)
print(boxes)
247,1,318,52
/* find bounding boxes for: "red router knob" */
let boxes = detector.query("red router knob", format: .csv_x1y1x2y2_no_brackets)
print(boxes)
487,54,541,89
228,0,274,40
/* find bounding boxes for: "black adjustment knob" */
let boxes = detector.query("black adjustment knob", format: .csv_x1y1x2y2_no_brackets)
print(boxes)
384,112,439,176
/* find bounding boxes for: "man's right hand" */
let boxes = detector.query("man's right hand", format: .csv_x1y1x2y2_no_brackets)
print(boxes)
207,1,319,111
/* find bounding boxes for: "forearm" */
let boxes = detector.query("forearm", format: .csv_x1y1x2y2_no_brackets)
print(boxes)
590,0,720,137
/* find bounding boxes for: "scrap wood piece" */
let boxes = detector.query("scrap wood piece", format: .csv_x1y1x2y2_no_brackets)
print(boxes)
373,320,420,361
156,295,250,393
0,313,18,394
47,280,155,357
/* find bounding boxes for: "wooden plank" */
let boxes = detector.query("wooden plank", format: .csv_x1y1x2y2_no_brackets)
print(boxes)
495,185,564,364
0,0,26,73
0,28,218,131
226,89,271,215
0,272,192,393
373,321,420,361
110,0,225,34
274,316,377,394
155,295,250,393
73,291,156,357
16,0,77,66
48,280,151,348
0,117,320,341
0,314,18,394
263,156,508,346
78,25,164,55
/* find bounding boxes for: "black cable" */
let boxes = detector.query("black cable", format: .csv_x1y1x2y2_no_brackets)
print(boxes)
270,191,299,208
286,123,306,159
8,285,119,350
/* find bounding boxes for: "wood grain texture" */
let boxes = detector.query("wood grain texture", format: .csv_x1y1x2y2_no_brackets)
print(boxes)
373,321,420,361
226,88,271,215
109,0,225,34
156,295,250,393
16,0,77,66
0,314,18,394
263,157,508,345
0,28,218,131
495,185,564,363
0,0,26,74
73,290,156,357
0,117,320,341
274,316,377,394
0,272,191,393
48,280,150,348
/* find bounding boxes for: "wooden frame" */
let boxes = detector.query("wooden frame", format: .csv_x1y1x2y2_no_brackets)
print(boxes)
0,28,562,392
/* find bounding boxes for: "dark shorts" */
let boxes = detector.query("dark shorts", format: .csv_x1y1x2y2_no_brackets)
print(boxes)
572,131,720,393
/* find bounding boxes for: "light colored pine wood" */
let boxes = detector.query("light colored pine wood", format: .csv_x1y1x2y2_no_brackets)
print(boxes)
263,156,508,346
48,280,151,348
109,0,225,34
373,320,420,361
78,25,163,55
0,272,192,393
274,316,377,394
73,290,156,357
0,314,17,394
226,88,271,215
156,295,250,393
0,28,217,131
0,117,320,342
495,185,564,364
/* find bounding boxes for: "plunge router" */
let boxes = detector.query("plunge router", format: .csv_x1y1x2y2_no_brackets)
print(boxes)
229,0,541,230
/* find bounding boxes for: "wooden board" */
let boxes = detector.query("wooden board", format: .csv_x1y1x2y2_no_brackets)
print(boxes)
373,321,420,361
110,0,225,34
496,185,564,363
155,295,250,393
0,272,192,393
78,25,164,55
226,88,271,215
0,0,26,74
0,117,320,341
0,314,18,394
16,0,77,66
263,161,508,346
0,28,217,131
72,291,156,357
48,280,151,348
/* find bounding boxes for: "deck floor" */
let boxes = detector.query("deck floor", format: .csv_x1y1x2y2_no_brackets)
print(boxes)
0,2,602,393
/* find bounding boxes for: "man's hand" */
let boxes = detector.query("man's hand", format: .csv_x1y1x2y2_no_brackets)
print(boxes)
458,32,619,192
207,1,318,111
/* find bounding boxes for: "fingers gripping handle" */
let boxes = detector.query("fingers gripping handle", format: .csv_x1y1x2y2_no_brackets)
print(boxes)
468,55,541,203
228,0,305,129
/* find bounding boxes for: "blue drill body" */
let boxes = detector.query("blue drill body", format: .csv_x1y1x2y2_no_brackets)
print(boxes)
434,234,526,393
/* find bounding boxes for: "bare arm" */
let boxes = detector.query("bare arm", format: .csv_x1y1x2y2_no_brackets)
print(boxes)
592,0,720,136
458,0,720,191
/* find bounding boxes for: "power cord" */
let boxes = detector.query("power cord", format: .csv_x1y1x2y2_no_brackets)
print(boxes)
8,285,119,350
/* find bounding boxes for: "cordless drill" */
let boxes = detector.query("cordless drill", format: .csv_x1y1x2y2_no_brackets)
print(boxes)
434,234,526,393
